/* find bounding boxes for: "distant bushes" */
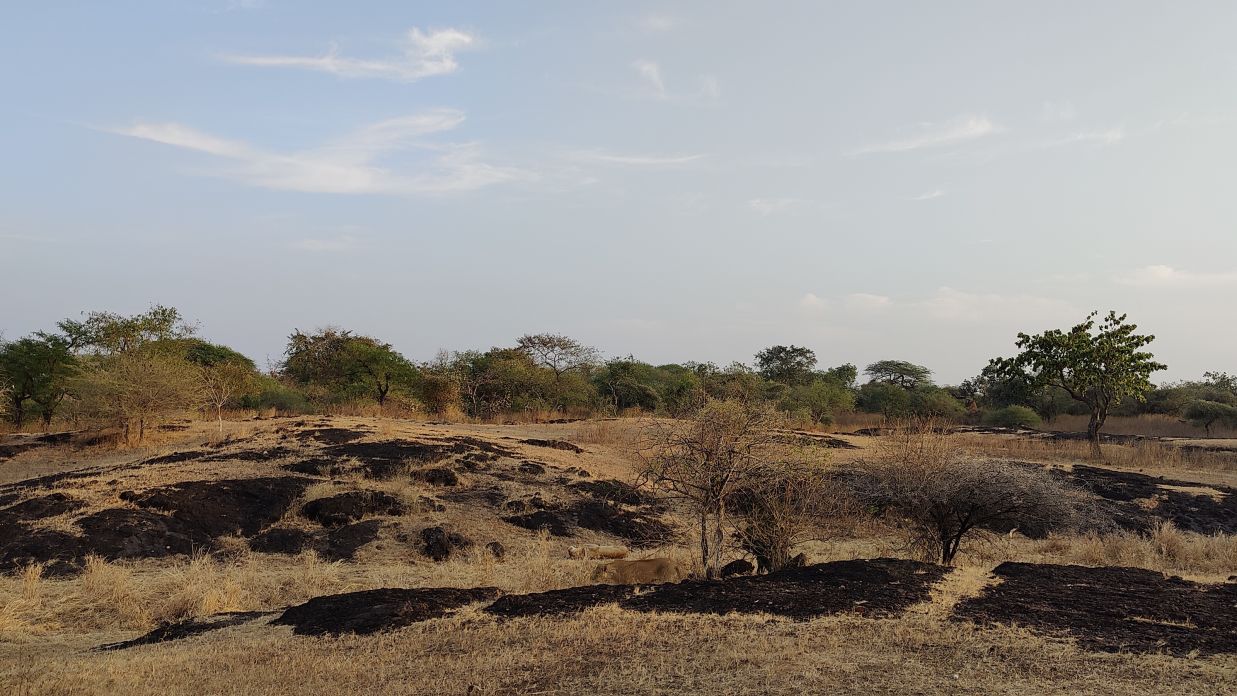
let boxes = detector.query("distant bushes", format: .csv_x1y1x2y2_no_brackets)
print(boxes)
982,405,1042,429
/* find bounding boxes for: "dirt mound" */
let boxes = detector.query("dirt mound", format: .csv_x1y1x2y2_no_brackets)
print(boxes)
570,479,657,506
322,520,384,560
953,562,1237,655
121,477,312,538
571,500,672,548
486,584,638,618
301,491,407,527
1057,465,1237,534
297,427,369,444
519,438,585,454
75,507,208,559
99,611,273,651
248,527,315,554
1,493,85,520
419,526,471,561
280,458,344,476
274,587,500,636
502,510,572,536
0,528,87,576
323,441,454,479
410,467,459,486
622,559,949,620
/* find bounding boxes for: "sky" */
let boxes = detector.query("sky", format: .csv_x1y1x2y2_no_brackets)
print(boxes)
3,1,1236,384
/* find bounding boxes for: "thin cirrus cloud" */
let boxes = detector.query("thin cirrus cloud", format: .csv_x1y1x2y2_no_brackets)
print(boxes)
109,109,530,195
571,150,706,166
909,190,946,201
1114,265,1237,288
630,59,719,101
221,27,476,82
748,198,799,215
852,114,1002,155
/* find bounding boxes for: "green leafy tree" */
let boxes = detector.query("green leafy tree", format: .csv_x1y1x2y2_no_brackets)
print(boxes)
282,328,418,406
755,345,817,386
1182,400,1237,435
989,311,1166,458
59,304,192,355
863,360,933,389
185,340,259,433
0,333,77,429
781,379,855,426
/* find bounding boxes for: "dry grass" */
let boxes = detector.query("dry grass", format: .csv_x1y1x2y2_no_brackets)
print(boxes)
1049,414,1237,439
953,432,1237,481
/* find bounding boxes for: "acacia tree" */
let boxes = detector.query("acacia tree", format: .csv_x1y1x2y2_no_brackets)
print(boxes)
515,333,599,382
187,342,258,433
637,400,781,578
990,311,1165,458
864,360,933,389
1182,400,1237,435
0,333,77,429
283,328,417,406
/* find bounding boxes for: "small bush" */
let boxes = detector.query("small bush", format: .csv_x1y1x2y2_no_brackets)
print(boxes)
982,405,1042,428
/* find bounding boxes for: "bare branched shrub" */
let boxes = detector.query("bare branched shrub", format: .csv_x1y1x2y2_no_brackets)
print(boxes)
731,462,857,573
846,425,1093,564
637,400,783,577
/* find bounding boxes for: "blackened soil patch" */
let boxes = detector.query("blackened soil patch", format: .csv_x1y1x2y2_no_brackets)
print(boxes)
76,508,207,559
297,428,369,445
773,432,859,450
571,500,672,548
274,587,500,636
1,493,85,521
1057,465,1237,534
200,447,295,463
121,477,311,538
141,450,208,465
502,510,572,536
622,559,949,620
98,611,273,651
410,467,459,487
570,479,657,507
249,527,316,554
953,562,1237,655
486,584,638,618
301,491,406,527
323,441,454,479
321,519,383,560
519,438,585,454
280,458,345,476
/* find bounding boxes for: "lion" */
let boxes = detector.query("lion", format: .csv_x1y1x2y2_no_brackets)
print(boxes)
590,557,685,585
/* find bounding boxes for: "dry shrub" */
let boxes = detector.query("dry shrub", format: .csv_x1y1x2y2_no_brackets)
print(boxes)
846,424,1094,564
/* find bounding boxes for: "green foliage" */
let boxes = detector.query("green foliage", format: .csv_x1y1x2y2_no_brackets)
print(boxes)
990,311,1166,454
821,363,858,389
0,333,77,427
282,328,418,406
857,381,911,417
864,360,933,389
908,386,966,419
59,304,192,355
780,379,854,426
754,345,817,386
184,340,256,369
1182,400,1237,435
982,405,1043,429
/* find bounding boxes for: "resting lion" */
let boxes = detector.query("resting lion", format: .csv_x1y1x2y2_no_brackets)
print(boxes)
590,557,685,585
568,544,629,560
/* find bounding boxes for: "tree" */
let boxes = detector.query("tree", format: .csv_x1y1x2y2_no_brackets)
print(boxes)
781,379,854,426
732,461,855,573
282,328,418,406
856,381,911,417
0,334,77,429
637,400,781,577
990,311,1166,458
59,304,192,355
821,363,858,389
515,334,599,382
755,345,817,386
73,348,199,444
845,427,1089,564
1182,400,1237,436
863,360,933,389
186,342,258,433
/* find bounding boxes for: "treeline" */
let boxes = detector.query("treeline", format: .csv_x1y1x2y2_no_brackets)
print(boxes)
2,305,1234,442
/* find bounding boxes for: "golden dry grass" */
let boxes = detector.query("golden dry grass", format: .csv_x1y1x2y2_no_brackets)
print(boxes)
1,415,1236,695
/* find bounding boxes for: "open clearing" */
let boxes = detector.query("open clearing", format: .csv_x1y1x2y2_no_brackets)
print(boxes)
1,417,1235,694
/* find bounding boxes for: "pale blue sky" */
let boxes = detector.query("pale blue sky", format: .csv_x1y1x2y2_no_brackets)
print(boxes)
3,1,1236,382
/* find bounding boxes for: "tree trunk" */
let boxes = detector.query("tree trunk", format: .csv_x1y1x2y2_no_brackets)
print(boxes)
216,404,224,435
699,513,709,578
1087,410,1103,460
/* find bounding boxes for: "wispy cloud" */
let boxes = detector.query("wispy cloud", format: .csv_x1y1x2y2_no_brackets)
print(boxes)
293,235,359,252
572,150,706,166
909,189,946,201
1039,127,1125,148
640,14,676,33
109,109,530,195
222,27,476,82
748,198,799,215
1114,265,1237,288
628,59,719,101
853,114,1002,155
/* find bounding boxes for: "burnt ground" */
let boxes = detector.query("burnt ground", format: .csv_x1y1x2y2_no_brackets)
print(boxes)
953,562,1237,655
296,427,370,445
301,491,407,527
622,559,950,620
518,438,585,454
98,611,274,651
1050,465,1237,534
273,587,501,636
485,584,639,618
0,477,312,575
